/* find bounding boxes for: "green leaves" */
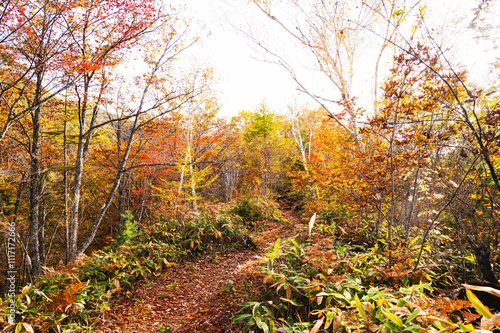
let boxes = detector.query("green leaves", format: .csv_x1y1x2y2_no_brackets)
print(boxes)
392,8,406,17
265,238,282,259
233,301,277,333
233,225,477,333
115,211,140,246
354,294,366,319
380,307,404,327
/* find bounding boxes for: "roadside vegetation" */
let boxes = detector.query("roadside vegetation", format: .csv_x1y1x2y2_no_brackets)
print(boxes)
1,0,500,332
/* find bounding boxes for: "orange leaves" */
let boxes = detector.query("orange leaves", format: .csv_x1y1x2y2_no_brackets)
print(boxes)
302,117,391,214
1,0,163,83
72,59,104,74
47,281,89,316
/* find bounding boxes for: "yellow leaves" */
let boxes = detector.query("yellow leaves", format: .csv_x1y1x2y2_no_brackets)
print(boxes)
263,273,274,284
21,285,30,295
391,8,406,18
354,294,366,319
465,289,493,320
419,5,427,17
162,259,176,268
324,312,342,331
14,323,35,333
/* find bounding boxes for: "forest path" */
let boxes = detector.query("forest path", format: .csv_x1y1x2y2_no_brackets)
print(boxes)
95,202,305,333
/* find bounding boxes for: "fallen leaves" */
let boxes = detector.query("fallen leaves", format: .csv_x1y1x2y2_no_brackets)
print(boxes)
96,204,304,333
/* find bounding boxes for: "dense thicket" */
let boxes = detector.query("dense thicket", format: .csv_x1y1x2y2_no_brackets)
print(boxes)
1,0,499,332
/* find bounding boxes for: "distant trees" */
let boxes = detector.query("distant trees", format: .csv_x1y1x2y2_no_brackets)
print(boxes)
248,0,500,282
237,102,293,197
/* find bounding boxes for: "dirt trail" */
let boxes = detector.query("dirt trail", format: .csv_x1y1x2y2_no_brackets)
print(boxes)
95,204,304,333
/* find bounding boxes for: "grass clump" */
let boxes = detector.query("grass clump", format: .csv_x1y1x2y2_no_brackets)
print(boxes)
1,204,253,332
229,197,284,228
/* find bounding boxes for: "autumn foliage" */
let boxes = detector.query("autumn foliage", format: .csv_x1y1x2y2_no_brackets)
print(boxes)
1,0,500,332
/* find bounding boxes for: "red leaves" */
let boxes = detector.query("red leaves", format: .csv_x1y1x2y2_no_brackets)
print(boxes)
334,109,347,120
2,0,164,80
0,1,26,31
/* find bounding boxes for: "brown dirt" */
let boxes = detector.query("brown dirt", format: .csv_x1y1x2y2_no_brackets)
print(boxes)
95,205,305,333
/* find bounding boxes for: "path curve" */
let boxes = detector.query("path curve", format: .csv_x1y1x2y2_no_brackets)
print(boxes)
95,204,304,333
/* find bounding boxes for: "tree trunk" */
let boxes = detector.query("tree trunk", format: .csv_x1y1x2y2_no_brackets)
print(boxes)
290,110,314,197
472,245,498,284
67,102,87,263
38,179,46,266
67,75,104,263
67,76,97,263
190,159,197,211
75,113,142,259
63,101,70,264
27,69,44,277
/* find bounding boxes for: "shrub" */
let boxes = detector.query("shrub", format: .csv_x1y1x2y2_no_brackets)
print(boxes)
229,198,284,228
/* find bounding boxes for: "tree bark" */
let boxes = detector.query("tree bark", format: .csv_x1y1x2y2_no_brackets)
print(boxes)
469,241,498,284
75,112,142,259
67,79,88,263
67,75,101,263
27,68,44,277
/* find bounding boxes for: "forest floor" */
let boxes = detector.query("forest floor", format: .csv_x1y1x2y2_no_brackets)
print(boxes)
95,201,306,333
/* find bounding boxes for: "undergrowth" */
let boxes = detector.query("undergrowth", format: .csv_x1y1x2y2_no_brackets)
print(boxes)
233,217,500,332
229,197,284,228
1,199,283,332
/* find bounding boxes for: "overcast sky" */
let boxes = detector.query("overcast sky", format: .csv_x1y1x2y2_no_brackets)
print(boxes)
177,0,300,116
176,0,499,118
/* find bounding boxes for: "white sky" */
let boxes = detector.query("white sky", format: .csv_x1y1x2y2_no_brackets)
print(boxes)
176,0,297,116
176,0,499,117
